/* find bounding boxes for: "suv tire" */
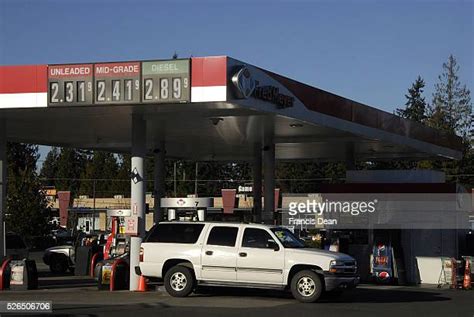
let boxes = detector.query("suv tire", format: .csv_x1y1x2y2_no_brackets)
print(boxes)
50,255,68,274
290,270,323,303
164,265,195,297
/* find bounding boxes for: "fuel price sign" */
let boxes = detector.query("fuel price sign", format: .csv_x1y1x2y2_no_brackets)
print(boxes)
94,62,140,104
48,64,93,106
142,59,190,103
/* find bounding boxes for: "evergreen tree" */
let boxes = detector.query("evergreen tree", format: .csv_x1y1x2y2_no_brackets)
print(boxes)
425,55,473,187
276,161,346,194
112,153,131,197
55,148,88,196
6,143,50,242
39,147,60,186
396,76,428,123
428,55,472,139
376,76,430,170
79,151,119,197
145,156,154,194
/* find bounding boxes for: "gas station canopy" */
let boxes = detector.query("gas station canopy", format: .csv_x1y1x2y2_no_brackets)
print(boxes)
0,55,465,291
0,56,462,161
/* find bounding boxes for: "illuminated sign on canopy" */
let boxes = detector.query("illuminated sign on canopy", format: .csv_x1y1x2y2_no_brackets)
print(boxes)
253,85,294,109
231,66,294,109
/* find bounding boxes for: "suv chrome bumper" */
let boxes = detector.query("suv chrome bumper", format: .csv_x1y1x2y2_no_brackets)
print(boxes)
324,273,360,292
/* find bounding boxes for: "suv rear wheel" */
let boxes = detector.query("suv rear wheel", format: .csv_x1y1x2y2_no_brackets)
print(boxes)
50,254,69,274
164,265,195,297
290,270,323,303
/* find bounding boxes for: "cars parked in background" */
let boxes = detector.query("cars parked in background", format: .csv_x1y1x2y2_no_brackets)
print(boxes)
138,222,359,303
43,244,75,273
43,231,106,274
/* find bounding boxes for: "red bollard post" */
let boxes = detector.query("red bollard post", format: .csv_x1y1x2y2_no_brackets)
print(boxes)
0,257,12,290
90,252,103,277
109,259,128,291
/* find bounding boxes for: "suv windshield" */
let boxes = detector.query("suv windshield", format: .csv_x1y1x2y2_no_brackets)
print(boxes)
270,227,305,248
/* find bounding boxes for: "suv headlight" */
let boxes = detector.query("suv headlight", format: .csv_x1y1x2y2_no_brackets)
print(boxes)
329,259,357,274
329,260,345,273
329,260,344,267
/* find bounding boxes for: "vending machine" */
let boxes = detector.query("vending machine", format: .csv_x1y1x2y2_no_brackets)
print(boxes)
372,243,394,284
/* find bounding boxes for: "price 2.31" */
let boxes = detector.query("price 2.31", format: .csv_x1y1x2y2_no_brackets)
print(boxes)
50,81,92,103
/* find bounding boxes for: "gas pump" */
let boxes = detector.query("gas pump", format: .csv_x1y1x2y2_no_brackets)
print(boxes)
104,209,131,260
95,209,134,290
161,197,213,222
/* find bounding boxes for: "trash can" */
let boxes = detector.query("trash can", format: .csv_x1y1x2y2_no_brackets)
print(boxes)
9,259,38,290
97,260,129,291
112,261,129,290
75,246,92,276
97,262,113,290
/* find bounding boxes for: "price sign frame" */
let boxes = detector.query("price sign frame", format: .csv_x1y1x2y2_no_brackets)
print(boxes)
141,59,190,104
94,62,141,105
48,64,94,106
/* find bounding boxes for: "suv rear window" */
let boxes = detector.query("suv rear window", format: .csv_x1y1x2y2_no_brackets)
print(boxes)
145,223,205,244
206,226,238,247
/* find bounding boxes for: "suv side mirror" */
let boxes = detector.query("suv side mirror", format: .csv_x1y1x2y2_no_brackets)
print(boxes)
268,240,280,251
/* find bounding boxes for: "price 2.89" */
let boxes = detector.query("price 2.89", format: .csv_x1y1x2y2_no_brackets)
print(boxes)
143,77,188,102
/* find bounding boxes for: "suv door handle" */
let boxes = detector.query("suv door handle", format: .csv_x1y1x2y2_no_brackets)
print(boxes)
239,252,247,257
205,250,213,256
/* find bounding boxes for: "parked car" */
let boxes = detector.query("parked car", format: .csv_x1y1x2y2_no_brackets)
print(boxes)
50,227,75,246
43,232,106,273
5,233,29,259
42,244,75,273
138,222,359,303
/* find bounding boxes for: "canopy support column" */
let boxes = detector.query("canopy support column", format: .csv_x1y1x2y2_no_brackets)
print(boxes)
129,113,146,291
346,143,356,170
263,135,275,225
0,121,6,257
253,142,262,223
153,141,166,224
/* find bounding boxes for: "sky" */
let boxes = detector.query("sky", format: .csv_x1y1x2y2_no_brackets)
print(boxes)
0,0,473,161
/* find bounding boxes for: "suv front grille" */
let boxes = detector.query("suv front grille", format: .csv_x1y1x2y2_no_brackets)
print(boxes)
331,260,357,275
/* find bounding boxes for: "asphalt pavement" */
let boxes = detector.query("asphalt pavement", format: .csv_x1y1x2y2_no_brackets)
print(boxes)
0,284,472,317
2,252,471,317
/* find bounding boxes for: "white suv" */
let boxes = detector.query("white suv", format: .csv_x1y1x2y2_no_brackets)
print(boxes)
138,222,359,303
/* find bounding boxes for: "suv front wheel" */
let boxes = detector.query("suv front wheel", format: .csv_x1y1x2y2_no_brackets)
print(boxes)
290,270,323,303
164,265,195,297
